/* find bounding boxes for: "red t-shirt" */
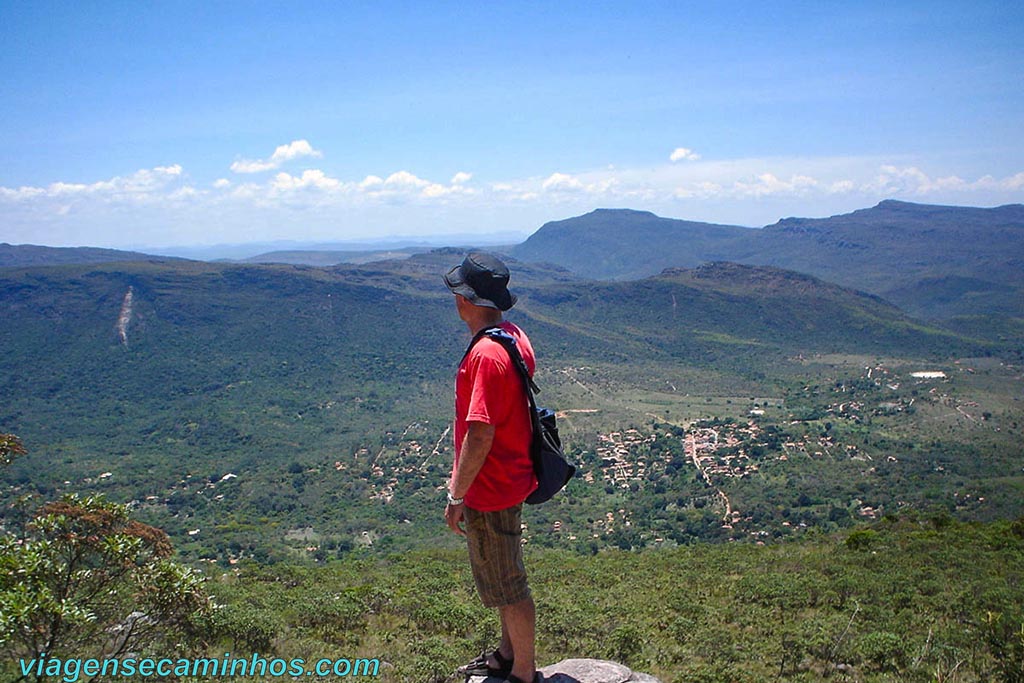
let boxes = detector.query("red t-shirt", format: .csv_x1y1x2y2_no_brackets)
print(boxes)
454,321,538,511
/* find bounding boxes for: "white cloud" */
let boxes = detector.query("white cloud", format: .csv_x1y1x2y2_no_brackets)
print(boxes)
828,179,856,194
155,164,183,176
3,152,1022,247
673,181,723,200
169,186,200,199
670,147,701,162
422,183,451,198
271,169,342,192
359,175,384,190
733,173,820,198
230,139,323,174
384,170,430,190
0,165,187,202
352,170,476,200
270,140,321,163
860,165,1023,196
542,172,584,192
0,185,46,200
1002,172,1024,191
230,159,278,174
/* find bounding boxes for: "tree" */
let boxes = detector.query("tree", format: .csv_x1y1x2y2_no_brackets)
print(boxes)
0,490,214,679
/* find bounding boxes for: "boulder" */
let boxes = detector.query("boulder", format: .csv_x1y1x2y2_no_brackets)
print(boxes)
467,658,661,683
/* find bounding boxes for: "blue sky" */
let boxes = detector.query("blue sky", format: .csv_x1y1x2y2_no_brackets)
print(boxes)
1,1,1022,248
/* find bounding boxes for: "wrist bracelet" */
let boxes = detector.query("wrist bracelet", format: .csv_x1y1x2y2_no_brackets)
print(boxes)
447,492,464,505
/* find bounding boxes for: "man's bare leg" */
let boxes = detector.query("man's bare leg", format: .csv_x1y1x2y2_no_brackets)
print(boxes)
500,595,536,682
493,617,513,665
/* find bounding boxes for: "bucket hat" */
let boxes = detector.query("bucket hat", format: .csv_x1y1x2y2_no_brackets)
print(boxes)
444,252,517,311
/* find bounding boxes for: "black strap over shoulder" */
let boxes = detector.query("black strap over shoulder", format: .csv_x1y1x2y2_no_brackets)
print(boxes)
461,325,540,395
461,325,544,467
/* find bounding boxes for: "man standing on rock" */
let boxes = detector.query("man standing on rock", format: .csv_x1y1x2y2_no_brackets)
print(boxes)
443,252,541,683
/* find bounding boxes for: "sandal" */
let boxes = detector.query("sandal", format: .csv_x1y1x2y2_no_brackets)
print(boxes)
458,649,514,677
506,674,542,683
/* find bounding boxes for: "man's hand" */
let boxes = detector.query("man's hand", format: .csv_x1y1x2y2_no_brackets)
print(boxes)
445,501,466,536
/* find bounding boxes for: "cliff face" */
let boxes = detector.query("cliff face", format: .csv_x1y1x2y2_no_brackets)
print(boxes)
466,658,661,683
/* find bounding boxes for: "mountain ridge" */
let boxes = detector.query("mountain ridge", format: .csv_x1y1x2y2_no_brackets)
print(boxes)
511,200,1024,321
0,243,185,268
4,199,1022,328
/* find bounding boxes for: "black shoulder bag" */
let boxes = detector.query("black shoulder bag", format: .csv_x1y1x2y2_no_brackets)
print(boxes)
464,327,576,504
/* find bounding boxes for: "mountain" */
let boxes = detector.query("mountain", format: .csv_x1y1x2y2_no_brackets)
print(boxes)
511,209,753,280
744,200,1024,316
511,201,1024,321
0,243,179,267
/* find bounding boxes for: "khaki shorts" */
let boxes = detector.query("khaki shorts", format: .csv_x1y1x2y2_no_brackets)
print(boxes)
465,504,531,608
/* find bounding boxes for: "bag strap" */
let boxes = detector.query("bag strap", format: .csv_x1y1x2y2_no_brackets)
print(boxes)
461,325,544,469
461,325,540,395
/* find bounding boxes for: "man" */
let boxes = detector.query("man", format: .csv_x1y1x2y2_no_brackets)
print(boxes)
443,252,540,683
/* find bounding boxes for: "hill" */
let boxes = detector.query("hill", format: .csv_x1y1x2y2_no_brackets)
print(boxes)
745,200,1024,317
0,242,178,267
511,209,752,280
3,254,1020,564
521,262,966,360
511,201,1024,323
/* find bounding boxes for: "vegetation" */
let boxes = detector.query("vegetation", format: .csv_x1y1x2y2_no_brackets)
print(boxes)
0,485,212,681
50,515,1019,683
0,256,1020,564
3,465,1021,682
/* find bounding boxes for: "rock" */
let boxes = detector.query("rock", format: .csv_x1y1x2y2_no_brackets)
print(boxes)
626,674,660,683
466,658,661,683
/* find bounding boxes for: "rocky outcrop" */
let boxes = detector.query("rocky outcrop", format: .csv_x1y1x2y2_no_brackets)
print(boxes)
467,658,660,683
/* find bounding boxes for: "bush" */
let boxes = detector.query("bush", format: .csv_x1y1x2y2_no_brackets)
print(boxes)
0,494,213,672
845,529,880,551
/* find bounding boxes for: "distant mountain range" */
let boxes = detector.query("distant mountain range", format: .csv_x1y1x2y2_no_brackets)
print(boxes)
4,200,1023,324
511,200,1024,320
235,246,432,266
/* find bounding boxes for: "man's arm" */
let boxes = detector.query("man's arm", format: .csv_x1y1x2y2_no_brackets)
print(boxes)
445,420,495,536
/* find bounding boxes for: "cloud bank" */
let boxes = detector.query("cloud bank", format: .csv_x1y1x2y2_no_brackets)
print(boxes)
2,142,1022,246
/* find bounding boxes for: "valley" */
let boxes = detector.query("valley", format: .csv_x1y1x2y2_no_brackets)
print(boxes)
0,248,1019,563
2,200,1023,682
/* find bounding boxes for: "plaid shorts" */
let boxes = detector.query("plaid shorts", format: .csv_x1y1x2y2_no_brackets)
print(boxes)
464,504,531,608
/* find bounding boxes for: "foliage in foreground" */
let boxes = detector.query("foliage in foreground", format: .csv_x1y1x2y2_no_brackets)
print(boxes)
0,492,213,681
200,515,1024,683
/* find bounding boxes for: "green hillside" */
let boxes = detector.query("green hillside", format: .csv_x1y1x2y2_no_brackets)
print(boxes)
3,506,1021,683
2,254,1020,565
520,262,970,363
